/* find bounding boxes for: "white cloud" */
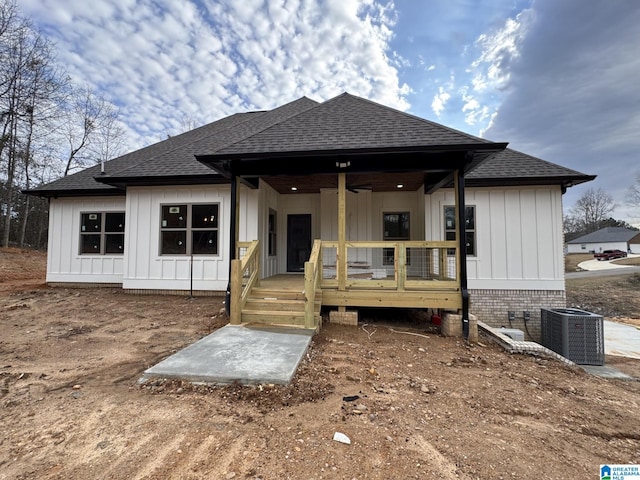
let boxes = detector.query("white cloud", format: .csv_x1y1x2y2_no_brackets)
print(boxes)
21,0,411,149
431,86,451,117
471,10,534,92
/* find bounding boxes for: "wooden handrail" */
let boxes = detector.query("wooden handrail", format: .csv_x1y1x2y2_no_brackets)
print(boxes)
230,240,260,324
319,240,459,290
322,240,458,249
303,239,322,328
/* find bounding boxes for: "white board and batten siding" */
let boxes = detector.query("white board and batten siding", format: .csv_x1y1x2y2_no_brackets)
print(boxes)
47,196,127,283
123,185,258,291
426,186,565,290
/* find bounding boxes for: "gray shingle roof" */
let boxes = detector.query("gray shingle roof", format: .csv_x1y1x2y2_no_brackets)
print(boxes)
468,148,594,185
104,96,319,181
566,227,639,244
26,92,594,196
211,93,491,156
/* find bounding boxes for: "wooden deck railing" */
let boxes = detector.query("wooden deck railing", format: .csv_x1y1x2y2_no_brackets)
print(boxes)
229,239,460,326
320,240,459,291
230,240,260,324
303,239,322,328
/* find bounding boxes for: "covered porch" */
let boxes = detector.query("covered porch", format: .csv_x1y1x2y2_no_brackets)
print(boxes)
221,164,488,338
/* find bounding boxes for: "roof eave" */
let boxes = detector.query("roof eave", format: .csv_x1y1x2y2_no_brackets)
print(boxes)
94,173,226,188
466,174,596,189
22,186,125,199
197,143,509,177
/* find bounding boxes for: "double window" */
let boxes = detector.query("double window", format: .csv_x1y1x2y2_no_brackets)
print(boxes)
160,204,219,255
444,205,476,256
80,212,125,254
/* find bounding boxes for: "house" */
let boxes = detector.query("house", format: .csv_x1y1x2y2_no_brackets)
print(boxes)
26,93,594,340
566,227,640,254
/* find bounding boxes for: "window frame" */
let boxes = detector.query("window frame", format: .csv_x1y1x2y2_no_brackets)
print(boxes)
159,203,220,256
382,211,411,266
444,205,476,256
79,211,125,255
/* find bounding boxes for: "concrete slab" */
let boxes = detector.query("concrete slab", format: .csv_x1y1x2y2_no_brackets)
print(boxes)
577,253,640,271
580,365,634,380
140,324,314,385
605,320,640,359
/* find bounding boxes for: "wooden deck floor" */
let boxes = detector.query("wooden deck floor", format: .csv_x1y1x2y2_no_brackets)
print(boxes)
258,274,305,291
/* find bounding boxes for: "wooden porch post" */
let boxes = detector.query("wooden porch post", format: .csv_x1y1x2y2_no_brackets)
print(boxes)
454,168,470,339
338,172,347,294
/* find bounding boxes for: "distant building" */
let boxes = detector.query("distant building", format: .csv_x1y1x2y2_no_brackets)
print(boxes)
566,227,640,254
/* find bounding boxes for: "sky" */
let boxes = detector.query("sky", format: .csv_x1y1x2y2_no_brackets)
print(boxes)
21,0,640,224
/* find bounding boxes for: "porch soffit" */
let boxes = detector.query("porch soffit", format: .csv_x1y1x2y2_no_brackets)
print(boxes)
264,171,429,194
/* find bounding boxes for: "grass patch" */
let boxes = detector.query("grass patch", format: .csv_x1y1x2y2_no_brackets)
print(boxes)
564,253,593,272
566,273,640,318
612,257,640,266
629,273,640,286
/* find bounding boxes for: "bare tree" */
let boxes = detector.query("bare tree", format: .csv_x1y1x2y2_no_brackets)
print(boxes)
62,86,122,176
565,188,616,236
91,113,126,168
0,0,65,247
627,171,640,208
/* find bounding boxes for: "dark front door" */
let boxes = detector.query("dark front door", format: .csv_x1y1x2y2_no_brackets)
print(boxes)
287,214,312,272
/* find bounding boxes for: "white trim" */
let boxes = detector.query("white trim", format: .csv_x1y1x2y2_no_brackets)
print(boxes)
122,278,227,291
469,279,565,290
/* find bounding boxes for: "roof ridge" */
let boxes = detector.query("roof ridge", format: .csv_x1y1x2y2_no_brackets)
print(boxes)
332,92,493,145
192,96,321,157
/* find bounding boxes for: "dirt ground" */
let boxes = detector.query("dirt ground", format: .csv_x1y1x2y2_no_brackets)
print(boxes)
2,248,640,480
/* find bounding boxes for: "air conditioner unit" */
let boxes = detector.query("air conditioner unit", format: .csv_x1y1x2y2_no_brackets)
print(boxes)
540,308,604,365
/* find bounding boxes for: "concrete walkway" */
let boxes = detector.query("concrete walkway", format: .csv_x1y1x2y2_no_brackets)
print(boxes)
577,253,640,271
605,320,640,360
140,324,314,385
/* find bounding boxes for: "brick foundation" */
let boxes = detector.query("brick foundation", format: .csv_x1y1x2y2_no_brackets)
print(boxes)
329,310,358,326
441,312,478,342
469,289,566,342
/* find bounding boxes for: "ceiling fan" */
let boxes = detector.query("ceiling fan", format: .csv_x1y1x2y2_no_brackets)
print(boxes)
346,183,373,193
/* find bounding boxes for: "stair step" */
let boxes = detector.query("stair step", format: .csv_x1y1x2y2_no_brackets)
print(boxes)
250,288,305,301
241,310,306,324
245,298,321,312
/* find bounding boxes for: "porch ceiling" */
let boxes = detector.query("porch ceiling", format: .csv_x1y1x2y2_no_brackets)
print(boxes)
263,171,429,194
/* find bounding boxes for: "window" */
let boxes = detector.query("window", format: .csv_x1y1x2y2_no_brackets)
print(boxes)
268,209,277,256
80,212,125,254
160,204,219,255
444,205,475,256
383,212,410,265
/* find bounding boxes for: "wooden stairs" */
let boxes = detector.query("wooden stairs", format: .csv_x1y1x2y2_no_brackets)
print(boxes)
242,285,322,329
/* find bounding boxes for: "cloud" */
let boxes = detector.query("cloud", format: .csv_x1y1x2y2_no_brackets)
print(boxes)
484,0,640,222
470,10,534,92
431,86,451,117
21,0,411,149
454,7,533,130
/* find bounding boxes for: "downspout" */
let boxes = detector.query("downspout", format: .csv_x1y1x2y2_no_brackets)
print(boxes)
225,173,238,316
456,167,470,340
